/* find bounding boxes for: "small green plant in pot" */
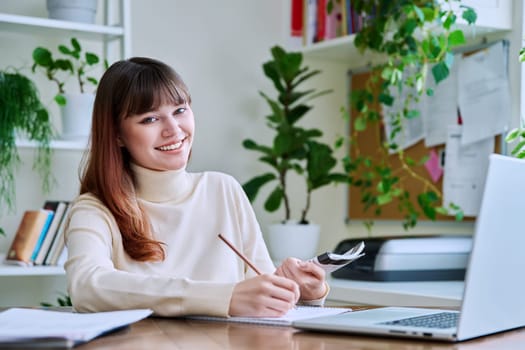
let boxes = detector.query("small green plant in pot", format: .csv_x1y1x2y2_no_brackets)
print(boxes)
242,46,347,262
32,37,106,140
0,70,54,236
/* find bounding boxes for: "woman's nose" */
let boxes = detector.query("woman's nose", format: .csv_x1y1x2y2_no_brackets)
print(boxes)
161,118,182,138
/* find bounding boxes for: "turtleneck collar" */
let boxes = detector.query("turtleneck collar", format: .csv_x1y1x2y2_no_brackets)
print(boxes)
131,163,193,203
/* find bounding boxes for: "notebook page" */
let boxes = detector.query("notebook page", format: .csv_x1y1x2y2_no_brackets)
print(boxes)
186,306,352,326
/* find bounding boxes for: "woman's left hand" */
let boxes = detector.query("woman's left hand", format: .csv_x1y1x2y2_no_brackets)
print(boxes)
275,258,327,301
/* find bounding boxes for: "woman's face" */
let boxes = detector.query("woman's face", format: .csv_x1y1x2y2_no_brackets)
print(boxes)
119,103,194,171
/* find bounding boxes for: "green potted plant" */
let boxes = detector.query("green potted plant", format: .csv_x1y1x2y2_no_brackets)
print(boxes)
242,45,347,262
0,70,54,236
31,37,106,140
343,0,477,230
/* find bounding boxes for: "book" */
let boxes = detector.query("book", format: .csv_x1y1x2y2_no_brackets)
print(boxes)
290,0,303,37
29,210,55,262
315,0,326,42
186,305,351,326
34,201,69,265
44,203,72,266
5,210,53,266
303,0,317,46
0,308,152,348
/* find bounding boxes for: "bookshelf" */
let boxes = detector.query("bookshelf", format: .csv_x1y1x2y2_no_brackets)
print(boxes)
0,0,130,305
300,1,512,66
2,0,131,151
0,254,64,276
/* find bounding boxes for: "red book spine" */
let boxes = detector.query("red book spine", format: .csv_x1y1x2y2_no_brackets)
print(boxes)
291,0,303,37
316,0,326,42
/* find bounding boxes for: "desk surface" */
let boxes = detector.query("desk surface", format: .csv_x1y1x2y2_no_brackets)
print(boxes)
79,306,525,350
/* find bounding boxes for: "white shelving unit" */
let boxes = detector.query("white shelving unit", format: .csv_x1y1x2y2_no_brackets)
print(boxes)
301,1,512,66
0,254,64,276
4,0,131,150
0,0,130,304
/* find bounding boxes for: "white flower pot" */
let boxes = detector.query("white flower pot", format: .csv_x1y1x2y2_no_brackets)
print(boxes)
264,222,320,265
60,93,94,140
46,0,98,24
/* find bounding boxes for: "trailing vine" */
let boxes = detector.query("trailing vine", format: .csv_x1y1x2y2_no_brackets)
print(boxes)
0,70,54,236
343,0,476,229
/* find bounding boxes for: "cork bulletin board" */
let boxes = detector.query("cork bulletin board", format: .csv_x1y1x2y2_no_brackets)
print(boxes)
346,69,500,222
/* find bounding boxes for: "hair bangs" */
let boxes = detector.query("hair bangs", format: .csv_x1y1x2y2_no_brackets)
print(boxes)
121,65,190,119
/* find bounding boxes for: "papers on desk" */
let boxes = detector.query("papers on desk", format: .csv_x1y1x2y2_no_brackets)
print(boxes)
0,308,152,348
187,306,351,326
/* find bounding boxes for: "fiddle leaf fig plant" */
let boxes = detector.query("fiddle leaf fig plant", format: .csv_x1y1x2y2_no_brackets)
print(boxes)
242,45,347,224
344,0,476,230
31,37,106,106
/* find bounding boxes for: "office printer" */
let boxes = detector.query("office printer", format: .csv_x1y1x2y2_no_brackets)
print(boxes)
332,236,472,281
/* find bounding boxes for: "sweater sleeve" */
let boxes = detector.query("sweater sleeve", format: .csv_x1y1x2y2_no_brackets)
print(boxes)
229,177,276,277
64,196,235,317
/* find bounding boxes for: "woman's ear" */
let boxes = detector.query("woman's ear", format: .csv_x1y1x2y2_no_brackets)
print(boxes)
117,136,124,147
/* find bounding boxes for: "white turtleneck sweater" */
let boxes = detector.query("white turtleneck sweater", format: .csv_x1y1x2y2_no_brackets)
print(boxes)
64,165,278,317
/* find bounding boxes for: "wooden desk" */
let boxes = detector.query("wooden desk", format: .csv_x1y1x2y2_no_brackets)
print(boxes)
79,307,525,350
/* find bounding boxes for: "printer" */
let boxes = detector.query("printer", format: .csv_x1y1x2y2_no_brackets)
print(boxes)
331,236,472,281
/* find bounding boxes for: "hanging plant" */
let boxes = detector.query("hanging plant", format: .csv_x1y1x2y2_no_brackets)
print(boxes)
342,0,477,230
0,70,54,236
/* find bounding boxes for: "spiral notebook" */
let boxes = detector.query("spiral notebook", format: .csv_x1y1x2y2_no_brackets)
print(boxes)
186,306,351,326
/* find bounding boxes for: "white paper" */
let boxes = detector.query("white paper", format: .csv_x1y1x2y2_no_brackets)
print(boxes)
424,56,460,147
382,73,425,152
187,305,351,326
0,308,152,343
457,41,510,146
310,241,365,273
443,125,494,216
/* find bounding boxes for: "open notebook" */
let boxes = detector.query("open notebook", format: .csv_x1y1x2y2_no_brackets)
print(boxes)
187,306,351,326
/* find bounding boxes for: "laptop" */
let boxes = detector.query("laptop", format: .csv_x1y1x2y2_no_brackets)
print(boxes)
294,153,525,342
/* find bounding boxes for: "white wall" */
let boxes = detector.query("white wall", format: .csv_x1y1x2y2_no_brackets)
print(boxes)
0,1,522,292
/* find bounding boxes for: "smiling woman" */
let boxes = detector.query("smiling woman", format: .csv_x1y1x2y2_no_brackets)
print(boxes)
63,56,329,318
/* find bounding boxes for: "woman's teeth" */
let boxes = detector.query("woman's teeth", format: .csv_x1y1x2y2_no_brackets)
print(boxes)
157,141,182,151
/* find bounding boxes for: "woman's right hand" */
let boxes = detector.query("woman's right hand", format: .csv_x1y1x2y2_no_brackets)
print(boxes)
228,274,300,317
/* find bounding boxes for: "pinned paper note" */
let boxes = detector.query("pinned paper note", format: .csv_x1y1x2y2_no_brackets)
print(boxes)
424,149,443,183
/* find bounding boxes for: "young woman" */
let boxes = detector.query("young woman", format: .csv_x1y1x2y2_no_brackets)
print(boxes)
64,57,328,317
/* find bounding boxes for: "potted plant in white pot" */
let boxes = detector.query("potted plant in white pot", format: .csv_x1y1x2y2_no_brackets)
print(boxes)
31,37,106,140
242,45,348,263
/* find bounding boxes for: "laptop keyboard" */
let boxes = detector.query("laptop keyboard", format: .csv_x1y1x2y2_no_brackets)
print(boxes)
379,312,459,329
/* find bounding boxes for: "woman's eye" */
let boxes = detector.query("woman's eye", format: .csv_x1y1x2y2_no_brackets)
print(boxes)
175,107,186,115
140,116,158,124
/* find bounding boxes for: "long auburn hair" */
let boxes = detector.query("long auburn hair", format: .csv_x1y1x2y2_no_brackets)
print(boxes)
80,57,191,262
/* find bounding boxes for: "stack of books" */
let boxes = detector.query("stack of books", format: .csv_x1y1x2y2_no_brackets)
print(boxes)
298,0,366,46
4,200,71,266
